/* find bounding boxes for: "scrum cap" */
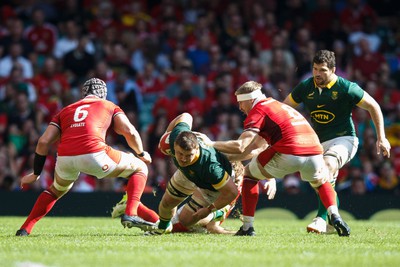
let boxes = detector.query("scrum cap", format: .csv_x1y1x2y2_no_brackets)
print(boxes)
82,78,107,99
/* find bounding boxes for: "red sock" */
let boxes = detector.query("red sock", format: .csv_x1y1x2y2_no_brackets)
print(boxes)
20,190,58,233
172,222,189,233
317,182,337,208
241,178,259,217
137,203,159,223
125,172,147,216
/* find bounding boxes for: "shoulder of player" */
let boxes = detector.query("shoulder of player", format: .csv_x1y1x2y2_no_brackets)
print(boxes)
297,77,314,88
292,77,314,94
333,76,360,92
198,145,223,163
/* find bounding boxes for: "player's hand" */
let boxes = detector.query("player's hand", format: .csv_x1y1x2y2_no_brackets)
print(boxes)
263,178,276,200
193,132,214,146
138,151,152,164
376,138,391,158
20,172,40,188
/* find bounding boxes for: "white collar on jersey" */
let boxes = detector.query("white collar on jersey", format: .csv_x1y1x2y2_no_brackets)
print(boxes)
252,95,267,108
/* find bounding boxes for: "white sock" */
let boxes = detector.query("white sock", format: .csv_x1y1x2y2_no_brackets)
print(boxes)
327,205,339,216
242,216,254,230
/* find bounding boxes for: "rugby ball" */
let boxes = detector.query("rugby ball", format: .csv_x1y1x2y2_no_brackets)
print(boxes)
158,131,172,155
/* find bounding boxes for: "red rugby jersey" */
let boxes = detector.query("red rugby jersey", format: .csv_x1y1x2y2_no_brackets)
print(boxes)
244,97,322,155
50,96,124,156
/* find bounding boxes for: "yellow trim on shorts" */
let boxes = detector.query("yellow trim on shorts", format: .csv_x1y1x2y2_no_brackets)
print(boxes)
212,172,229,190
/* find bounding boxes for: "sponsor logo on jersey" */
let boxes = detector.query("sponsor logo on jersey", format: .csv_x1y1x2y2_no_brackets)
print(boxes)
331,91,338,100
310,110,335,124
317,104,325,108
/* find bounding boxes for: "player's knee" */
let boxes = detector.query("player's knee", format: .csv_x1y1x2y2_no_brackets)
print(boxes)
52,179,73,196
309,177,326,189
134,159,148,175
324,155,339,175
119,158,149,178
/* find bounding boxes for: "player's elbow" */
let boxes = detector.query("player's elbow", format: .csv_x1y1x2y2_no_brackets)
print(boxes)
120,124,138,137
37,135,51,151
236,142,248,154
228,186,239,201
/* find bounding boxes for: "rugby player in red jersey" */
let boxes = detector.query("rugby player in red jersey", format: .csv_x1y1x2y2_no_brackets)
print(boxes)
209,81,351,237
16,78,157,236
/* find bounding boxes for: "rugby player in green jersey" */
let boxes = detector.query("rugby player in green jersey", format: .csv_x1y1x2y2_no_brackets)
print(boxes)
283,49,391,234
146,112,264,234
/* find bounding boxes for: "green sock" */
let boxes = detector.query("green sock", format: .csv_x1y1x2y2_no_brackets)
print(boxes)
316,196,328,220
158,219,171,230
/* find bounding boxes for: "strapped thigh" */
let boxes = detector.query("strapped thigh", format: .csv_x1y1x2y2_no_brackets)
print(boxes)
167,180,191,199
53,177,74,191
166,170,196,199
186,197,203,212
322,136,359,169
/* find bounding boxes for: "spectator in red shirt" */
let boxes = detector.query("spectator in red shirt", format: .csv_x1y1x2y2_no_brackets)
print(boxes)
339,0,377,33
351,38,387,83
0,17,34,59
23,7,58,59
31,57,69,127
86,1,121,39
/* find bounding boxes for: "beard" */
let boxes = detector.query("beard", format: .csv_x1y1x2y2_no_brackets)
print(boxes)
314,76,326,87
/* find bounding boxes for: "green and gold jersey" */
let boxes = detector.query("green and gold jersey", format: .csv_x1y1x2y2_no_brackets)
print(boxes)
169,122,232,191
290,76,364,142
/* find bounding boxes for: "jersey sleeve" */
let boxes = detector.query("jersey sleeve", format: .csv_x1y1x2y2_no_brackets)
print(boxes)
50,111,61,129
290,80,307,104
348,82,365,105
244,109,263,133
208,164,230,190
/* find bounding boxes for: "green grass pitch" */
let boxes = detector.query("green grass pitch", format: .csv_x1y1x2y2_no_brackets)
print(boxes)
1,216,399,267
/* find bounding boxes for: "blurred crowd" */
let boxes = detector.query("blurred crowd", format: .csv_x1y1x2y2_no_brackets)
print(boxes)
0,0,399,196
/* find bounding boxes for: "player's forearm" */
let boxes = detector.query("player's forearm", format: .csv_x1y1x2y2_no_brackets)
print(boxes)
211,182,239,211
212,190,238,211
359,93,386,140
125,129,145,155
369,105,386,140
213,140,245,154
224,153,252,161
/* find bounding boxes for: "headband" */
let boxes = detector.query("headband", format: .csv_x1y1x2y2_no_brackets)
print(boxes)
236,89,263,102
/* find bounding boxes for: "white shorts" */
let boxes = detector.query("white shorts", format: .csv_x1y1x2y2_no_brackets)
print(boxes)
248,152,328,183
322,136,359,168
55,149,144,181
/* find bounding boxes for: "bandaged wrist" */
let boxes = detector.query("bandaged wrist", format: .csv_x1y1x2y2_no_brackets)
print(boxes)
207,203,217,212
33,152,46,175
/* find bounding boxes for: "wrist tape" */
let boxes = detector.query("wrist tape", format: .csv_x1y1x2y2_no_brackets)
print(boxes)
33,153,46,175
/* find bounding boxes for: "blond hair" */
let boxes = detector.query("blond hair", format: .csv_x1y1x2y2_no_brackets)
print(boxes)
235,81,262,96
